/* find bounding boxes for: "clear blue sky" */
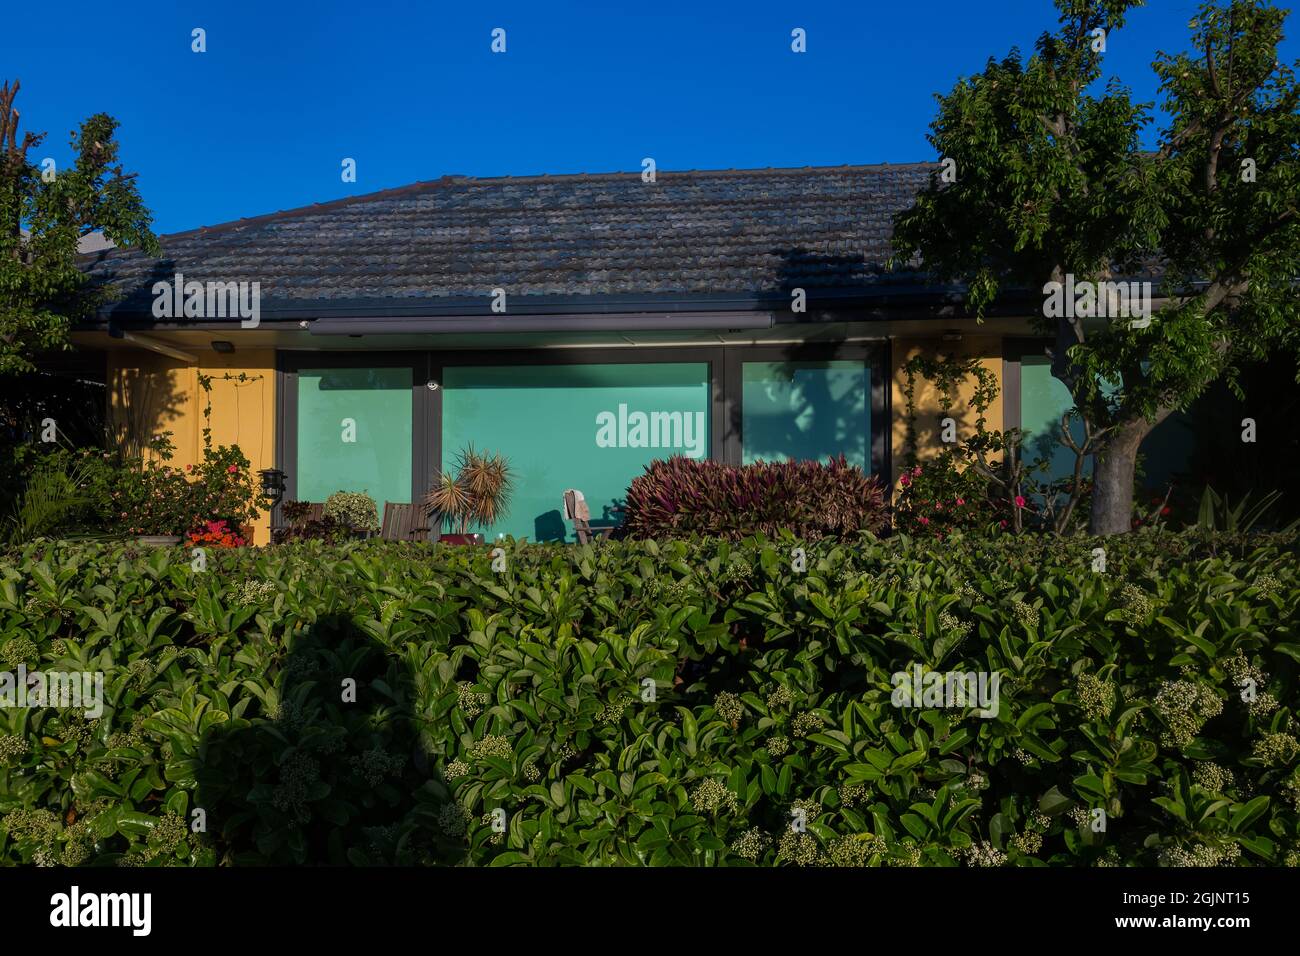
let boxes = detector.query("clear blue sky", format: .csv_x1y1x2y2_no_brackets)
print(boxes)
5,0,1294,234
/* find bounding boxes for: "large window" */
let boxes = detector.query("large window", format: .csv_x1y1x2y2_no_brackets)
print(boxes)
1013,348,1193,489
741,360,870,469
295,366,413,506
1019,355,1084,479
441,362,711,541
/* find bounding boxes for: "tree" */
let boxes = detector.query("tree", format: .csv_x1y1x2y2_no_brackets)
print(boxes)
1,78,158,375
892,0,1300,534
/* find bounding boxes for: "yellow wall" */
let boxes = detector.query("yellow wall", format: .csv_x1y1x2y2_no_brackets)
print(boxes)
890,336,1005,487
107,349,276,544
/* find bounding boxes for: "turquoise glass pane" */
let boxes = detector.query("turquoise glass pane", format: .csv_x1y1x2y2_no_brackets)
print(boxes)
741,361,869,470
1019,356,1084,480
441,363,710,541
1021,358,1190,488
296,367,412,505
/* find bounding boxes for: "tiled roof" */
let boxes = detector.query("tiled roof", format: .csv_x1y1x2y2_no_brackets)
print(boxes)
83,163,939,315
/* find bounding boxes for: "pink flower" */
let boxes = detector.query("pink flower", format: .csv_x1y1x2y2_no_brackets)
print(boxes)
936,502,944,510
918,517,929,525
227,465,239,474
912,466,922,476
999,519,1008,529
1014,495,1026,508
956,498,965,506
899,475,910,487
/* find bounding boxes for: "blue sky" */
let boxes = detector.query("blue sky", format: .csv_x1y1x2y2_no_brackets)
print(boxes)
5,0,1295,234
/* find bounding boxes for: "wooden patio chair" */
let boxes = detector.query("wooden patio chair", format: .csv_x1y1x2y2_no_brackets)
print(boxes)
380,502,431,542
563,489,615,544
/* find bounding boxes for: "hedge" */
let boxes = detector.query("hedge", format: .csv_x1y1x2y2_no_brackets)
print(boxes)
1,531,1298,866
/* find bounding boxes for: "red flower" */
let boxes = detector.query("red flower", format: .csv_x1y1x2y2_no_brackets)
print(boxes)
899,476,910,487
1161,506,1172,516
1014,495,1026,508
185,464,193,472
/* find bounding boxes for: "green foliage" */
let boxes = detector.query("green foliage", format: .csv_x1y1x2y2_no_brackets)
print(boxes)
5,438,264,540
893,458,1016,536
1194,486,1297,533
0,80,158,375
1,531,1298,866
323,491,379,533
891,0,1300,533
1,455,92,545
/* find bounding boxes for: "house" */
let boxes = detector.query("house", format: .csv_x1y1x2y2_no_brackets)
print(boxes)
72,163,1192,543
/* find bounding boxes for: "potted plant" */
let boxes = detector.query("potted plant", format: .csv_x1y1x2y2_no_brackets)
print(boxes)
425,446,512,545
323,491,380,538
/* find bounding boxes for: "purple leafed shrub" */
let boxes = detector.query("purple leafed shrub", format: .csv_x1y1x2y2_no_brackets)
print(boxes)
621,455,887,541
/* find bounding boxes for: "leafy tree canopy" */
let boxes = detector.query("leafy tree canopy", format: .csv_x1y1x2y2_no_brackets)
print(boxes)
1,79,158,375
892,0,1299,534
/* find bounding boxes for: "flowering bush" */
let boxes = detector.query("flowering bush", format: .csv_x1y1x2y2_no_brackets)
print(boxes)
186,519,247,548
78,437,264,537
186,444,261,533
893,453,1017,536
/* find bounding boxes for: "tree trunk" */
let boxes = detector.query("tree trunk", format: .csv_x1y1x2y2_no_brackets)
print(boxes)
1088,419,1151,535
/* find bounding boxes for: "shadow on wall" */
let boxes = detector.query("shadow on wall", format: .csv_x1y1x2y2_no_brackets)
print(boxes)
108,365,189,460
722,248,880,469
195,613,469,865
534,509,566,542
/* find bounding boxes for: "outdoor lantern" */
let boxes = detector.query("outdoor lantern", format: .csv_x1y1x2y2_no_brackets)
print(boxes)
259,468,287,503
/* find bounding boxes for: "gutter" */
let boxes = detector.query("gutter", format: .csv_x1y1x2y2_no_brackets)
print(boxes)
306,311,776,336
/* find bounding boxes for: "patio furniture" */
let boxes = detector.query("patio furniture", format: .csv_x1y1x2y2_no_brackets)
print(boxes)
381,502,431,542
563,488,614,544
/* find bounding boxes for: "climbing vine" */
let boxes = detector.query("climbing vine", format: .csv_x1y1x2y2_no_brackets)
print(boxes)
900,353,999,465
197,372,263,451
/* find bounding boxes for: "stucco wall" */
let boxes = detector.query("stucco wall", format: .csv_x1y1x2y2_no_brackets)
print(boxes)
890,336,1005,487
107,349,276,544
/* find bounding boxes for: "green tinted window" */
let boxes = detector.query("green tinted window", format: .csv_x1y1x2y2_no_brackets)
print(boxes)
1021,356,1192,489
296,367,412,505
742,361,869,470
442,363,710,541
1020,356,1083,480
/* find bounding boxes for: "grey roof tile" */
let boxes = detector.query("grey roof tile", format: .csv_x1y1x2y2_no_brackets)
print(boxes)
83,164,938,311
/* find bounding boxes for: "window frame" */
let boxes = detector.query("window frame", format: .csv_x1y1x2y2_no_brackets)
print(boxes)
275,342,891,536
276,351,428,513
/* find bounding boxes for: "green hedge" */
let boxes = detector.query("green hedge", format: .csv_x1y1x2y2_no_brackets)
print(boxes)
1,532,1298,866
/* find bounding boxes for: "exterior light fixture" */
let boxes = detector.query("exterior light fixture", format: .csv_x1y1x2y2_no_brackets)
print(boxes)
211,340,235,353
259,468,287,504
